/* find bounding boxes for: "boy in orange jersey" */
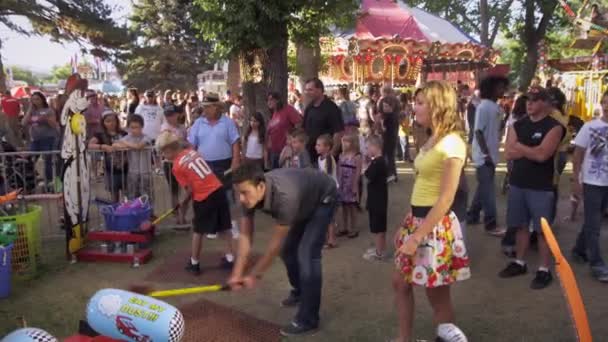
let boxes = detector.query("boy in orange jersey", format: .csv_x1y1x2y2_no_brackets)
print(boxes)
156,131,235,275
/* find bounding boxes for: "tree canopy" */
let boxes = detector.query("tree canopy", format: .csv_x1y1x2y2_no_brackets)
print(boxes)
117,0,212,90
0,0,129,91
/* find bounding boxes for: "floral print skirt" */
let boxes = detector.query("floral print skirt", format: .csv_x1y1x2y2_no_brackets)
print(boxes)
394,212,471,288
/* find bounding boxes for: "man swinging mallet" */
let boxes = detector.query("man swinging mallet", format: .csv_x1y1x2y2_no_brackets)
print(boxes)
228,163,338,337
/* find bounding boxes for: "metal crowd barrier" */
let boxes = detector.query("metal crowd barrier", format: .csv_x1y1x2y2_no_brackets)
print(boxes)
0,147,187,265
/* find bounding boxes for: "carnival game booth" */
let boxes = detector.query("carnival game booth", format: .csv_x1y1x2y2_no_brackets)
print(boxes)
322,0,498,88
548,55,608,121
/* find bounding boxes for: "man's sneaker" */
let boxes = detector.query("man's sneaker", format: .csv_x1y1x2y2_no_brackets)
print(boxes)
571,249,588,264
498,262,527,278
206,233,218,239
279,321,318,337
280,292,300,307
363,249,386,261
530,270,553,289
486,227,507,237
185,261,201,275
220,255,234,269
591,266,608,283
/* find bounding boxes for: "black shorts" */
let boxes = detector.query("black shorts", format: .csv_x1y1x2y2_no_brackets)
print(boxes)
368,208,387,233
192,188,231,235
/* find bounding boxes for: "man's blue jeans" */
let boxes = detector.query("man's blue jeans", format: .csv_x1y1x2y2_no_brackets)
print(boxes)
574,184,608,267
467,163,497,228
280,202,336,328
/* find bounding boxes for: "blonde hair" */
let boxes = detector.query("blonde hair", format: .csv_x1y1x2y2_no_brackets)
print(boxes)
341,132,359,153
421,81,465,142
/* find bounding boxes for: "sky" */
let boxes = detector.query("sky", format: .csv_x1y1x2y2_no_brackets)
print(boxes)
0,0,131,73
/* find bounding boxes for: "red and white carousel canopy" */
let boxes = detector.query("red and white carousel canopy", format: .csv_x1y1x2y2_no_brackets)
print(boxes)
323,0,497,85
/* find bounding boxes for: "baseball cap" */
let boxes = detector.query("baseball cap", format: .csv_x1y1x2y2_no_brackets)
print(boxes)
527,86,550,102
155,131,180,150
144,90,155,97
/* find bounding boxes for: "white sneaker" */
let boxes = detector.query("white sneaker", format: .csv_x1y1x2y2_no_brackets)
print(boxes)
206,233,218,239
363,249,385,261
386,175,396,183
437,323,468,342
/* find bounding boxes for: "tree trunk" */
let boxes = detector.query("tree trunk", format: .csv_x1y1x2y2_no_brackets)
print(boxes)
517,0,557,91
479,0,489,46
0,38,7,94
263,23,289,106
519,43,539,91
227,55,241,95
296,39,321,91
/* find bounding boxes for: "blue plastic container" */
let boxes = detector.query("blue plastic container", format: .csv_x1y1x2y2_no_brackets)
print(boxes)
0,243,13,299
101,204,152,232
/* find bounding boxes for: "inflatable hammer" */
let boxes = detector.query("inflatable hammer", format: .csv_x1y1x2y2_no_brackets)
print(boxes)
1,328,58,342
86,289,185,342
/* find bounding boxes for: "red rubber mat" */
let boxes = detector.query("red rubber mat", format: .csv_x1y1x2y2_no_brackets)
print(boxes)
179,299,281,342
144,251,259,285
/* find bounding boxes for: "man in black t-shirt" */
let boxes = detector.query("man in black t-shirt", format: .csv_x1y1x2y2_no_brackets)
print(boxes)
228,164,338,337
499,87,564,290
302,78,344,162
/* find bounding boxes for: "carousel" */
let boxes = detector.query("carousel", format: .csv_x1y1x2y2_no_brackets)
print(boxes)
322,0,498,88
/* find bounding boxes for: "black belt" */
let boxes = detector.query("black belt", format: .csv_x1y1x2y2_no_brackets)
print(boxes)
411,205,432,218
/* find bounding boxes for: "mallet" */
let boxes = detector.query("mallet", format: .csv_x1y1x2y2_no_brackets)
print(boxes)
128,283,231,298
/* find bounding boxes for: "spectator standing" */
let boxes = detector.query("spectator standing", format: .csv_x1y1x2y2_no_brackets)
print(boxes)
125,88,140,117
135,90,164,141
393,81,470,342
303,78,345,162
466,90,480,144
114,115,153,199
266,92,302,169
357,85,376,135
1,90,23,148
21,92,59,184
466,76,509,236
229,95,244,132
397,91,413,162
377,85,401,182
161,105,189,224
571,90,608,283
188,92,241,241
499,87,565,290
335,87,357,125
84,92,105,141
362,135,388,261
88,110,128,203
242,111,267,171
282,130,311,169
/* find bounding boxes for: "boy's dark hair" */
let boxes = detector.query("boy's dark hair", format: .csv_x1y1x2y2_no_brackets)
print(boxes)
479,76,509,100
232,162,266,186
290,128,308,143
317,134,333,148
127,114,145,127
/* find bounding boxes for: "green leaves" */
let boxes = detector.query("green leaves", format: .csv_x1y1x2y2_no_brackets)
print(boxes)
118,0,212,90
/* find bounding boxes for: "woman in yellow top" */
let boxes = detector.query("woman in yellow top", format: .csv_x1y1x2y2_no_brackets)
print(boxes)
392,81,470,342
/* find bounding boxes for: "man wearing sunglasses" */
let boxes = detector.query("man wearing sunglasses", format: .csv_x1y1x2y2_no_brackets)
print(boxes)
499,86,565,290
